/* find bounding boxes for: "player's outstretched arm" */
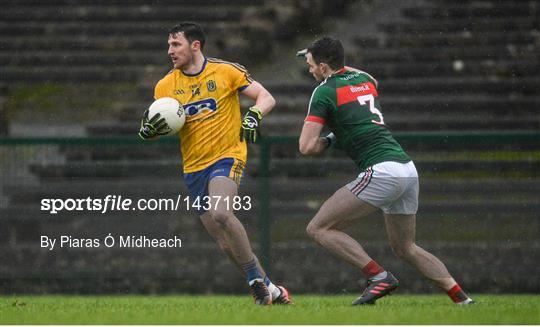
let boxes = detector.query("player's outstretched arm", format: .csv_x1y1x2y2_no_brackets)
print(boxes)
299,121,329,155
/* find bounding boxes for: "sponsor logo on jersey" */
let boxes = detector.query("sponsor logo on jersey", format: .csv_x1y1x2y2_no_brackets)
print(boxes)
184,98,218,117
174,89,185,95
341,72,361,80
349,84,370,93
337,82,378,106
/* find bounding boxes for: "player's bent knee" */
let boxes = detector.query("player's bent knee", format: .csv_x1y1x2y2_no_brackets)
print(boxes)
306,221,323,242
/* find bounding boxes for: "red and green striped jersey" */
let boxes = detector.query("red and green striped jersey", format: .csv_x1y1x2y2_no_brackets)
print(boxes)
306,68,410,170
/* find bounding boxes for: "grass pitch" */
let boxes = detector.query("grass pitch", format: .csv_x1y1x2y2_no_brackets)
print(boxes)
1,294,539,324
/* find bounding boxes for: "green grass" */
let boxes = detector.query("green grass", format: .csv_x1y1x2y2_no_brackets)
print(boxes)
1,294,539,324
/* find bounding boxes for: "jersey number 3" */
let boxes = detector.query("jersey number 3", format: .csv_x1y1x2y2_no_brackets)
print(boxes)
357,94,385,125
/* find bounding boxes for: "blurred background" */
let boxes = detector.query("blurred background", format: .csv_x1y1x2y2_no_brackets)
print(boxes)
0,0,538,295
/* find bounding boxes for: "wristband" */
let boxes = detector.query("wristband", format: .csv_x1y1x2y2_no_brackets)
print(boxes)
324,133,336,148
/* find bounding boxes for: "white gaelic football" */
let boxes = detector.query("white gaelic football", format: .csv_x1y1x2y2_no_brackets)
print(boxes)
147,97,185,135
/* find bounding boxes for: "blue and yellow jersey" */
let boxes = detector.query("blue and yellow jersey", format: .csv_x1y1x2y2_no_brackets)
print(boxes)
154,58,252,173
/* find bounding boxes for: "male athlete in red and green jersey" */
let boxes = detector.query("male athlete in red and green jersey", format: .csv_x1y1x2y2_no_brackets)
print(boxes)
297,37,474,306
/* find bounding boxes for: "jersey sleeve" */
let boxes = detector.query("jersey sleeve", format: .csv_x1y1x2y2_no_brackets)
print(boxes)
305,86,334,125
345,66,378,88
154,77,169,100
224,63,253,92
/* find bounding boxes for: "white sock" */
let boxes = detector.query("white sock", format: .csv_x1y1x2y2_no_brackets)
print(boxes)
266,282,281,300
371,271,388,281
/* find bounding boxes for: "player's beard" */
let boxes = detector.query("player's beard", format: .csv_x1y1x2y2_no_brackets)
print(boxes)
311,67,327,82
313,72,324,82
174,52,194,70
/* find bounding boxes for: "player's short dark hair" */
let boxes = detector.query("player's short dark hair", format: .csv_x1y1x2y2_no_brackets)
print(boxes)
169,22,206,50
307,37,344,70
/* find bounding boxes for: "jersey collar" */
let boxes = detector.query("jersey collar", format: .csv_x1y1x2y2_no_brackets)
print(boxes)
332,67,347,76
181,57,207,77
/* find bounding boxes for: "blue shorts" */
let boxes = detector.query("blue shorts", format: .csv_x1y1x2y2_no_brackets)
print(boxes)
183,158,245,214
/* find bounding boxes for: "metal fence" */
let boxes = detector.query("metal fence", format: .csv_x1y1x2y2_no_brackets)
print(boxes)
0,132,539,294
